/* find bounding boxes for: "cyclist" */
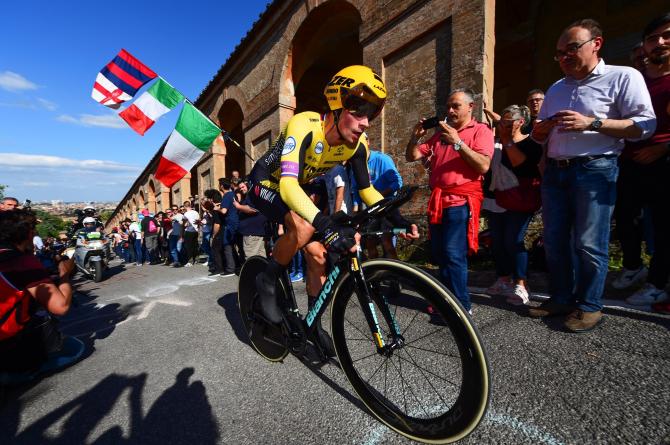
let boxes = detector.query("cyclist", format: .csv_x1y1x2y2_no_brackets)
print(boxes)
247,65,419,356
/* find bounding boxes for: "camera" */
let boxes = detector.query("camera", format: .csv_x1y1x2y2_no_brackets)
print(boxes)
422,117,443,130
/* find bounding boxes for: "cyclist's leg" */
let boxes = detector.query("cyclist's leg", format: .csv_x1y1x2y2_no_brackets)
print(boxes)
303,241,327,295
256,211,315,323
303,241,335,357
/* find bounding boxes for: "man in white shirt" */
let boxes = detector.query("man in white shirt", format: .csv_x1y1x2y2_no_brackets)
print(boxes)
128,218,143,266
182,201,201,267
529,19,656,332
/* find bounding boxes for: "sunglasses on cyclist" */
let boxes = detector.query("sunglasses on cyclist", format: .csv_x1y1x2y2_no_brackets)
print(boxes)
342,85,385,121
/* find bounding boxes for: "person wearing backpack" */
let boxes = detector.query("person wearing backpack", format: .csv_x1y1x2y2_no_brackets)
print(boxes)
0,209,85,385
140,209,160,265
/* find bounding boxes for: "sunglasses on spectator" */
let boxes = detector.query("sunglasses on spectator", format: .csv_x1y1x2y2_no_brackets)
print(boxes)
553,37,595,61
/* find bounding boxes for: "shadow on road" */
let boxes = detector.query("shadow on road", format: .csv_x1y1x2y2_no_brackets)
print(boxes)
217,291,374,421
0,367,220,445
0,284,137,409
217,292,250,346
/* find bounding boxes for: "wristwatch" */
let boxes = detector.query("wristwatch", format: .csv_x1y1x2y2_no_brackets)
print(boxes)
453,139,463,151
590,117,603,131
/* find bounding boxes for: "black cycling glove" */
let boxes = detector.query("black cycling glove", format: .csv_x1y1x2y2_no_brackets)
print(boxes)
313,212,356,254
386,208,414,232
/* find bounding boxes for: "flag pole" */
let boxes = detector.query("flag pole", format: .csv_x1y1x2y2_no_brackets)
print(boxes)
183,98,255,162
222,131,255,162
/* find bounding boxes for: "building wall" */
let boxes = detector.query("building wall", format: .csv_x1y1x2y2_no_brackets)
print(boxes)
107,0,494,229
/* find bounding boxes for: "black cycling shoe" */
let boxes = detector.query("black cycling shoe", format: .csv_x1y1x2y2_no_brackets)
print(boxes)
255,270,283,324
308,296,336,358
314,321,337,358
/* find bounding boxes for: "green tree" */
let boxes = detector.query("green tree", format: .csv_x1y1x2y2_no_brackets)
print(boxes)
34,210,68,239
0,184,6,200
99,209,114,223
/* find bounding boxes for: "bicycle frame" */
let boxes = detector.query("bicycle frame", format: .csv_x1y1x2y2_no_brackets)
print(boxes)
286,240,405,356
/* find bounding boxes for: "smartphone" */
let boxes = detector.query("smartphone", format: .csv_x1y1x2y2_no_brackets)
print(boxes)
422,116,441,130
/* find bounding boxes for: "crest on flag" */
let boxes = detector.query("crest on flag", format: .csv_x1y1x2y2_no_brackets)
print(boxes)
91,49,157,109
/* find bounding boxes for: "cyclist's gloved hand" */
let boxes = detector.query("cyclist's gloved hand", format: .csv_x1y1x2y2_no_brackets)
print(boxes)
313,212,356,254
322,226,356,254
386,208,413,232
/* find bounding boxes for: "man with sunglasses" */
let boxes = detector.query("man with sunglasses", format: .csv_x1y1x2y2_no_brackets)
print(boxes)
247,65,418,357
529,19,656,332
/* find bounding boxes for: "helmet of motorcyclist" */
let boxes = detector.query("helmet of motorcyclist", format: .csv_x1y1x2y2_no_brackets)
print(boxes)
83,216,96,232
83,206,96,217
323,65,387,121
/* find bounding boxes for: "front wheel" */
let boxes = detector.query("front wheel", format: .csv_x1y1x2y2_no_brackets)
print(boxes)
92,261,103,283
330,259,490,444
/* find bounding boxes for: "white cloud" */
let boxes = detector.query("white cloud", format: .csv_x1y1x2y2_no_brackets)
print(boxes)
0,97,58,110
36,98,57,111
56,113,126,129
1,154,143,201
0,71,38,92
0,99,37,109
0,153,142,172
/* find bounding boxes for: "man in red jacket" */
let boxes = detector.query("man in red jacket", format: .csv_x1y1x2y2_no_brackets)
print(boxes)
406,89,494,313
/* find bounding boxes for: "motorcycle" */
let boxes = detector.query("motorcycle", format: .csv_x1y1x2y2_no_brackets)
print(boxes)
64,232,109,282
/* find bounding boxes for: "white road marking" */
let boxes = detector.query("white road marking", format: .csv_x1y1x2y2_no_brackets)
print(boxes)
144,285,180,297
178,276,218,286
137,298,192,320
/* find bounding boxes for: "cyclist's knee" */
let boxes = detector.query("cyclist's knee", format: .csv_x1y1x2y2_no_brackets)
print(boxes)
285,212,315,247
304,242,327,270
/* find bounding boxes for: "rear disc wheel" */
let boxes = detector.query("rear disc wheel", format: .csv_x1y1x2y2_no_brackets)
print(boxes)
238,256,289,362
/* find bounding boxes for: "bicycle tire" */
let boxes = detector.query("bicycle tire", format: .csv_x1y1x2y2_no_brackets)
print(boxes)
330,259,490,444
237,256,289,362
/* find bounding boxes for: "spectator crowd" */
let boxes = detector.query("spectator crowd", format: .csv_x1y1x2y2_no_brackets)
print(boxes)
404,14,668,332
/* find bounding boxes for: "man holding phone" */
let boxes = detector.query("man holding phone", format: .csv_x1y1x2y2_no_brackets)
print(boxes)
406,88,494,314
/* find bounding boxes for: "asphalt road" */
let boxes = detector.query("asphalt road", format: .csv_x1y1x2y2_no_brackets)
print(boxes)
1,259,669,445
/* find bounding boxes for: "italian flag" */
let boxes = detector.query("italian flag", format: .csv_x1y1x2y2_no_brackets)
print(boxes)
119,78,184,135
155,102,220,188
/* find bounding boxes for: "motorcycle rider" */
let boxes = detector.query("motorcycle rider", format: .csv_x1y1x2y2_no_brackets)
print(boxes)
75,217,99,246
68,206,104,241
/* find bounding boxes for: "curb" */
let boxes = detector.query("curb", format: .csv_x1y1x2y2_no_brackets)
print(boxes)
468,286,670,318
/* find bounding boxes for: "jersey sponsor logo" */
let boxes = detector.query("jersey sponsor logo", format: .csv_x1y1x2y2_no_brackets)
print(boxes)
325,88,337,94
281,136,296,155
304,165,331,177
314,141,324,154
256,186,277,203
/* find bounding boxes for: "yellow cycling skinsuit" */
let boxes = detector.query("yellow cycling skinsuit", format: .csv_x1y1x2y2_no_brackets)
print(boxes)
247,111,384,225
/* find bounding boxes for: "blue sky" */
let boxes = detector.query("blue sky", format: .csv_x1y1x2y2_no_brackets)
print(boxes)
0,0,271,202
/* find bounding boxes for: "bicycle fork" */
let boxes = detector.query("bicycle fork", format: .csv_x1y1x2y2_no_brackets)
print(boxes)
350,248,404,357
